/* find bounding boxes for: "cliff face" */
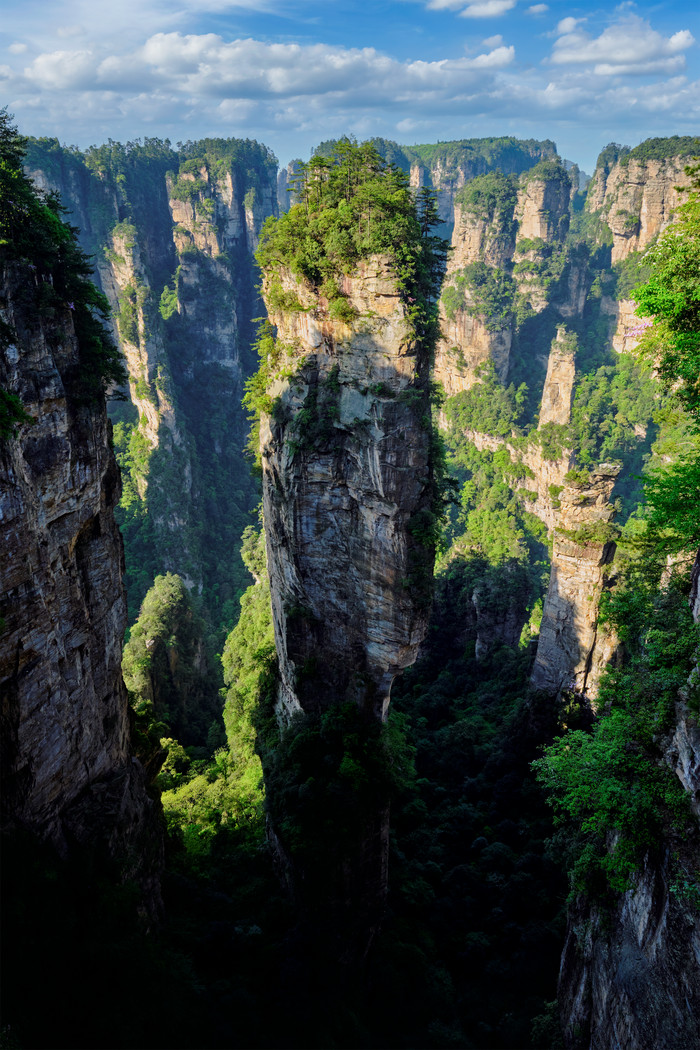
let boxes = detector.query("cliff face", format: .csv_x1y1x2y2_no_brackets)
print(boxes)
530,466,619,700
260,259,433,723
558,553,700,1050
27,139,278,619
586,155,691,265
434,162,574,397
0,257,161,900
408,138,556,226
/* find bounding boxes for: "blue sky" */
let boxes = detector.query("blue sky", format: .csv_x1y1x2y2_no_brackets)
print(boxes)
1,0,698,173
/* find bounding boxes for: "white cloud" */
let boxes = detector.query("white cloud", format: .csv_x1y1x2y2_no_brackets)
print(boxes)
471,45,514,68
527,4,548,14
8,43,28,54
551,15,694,76
26,49,98,90
459,0,516,16
481,34,503,47
556,17,584,35
426,0,466,9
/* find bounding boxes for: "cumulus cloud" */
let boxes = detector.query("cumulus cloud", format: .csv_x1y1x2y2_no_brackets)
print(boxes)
551,15,694,76
556,17,584,35
527,4,548,14
8,43,28,54
3,9,699,167
14,32,522,111
460,0,516,16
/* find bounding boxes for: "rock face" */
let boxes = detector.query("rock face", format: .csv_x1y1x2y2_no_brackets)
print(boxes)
27,139,278,615
407,137,556,226
586,154,692,265
558,552,700,1050
260,259,434,724
0,257,161,903
434,161,574,397
530,465,620,700
539,327,576,427
559,852,700,1050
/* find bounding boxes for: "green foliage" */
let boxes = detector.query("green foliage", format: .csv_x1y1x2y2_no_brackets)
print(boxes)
534,422,570,461
0,110,127,404
568,354,660,515
442,261,515,330
158,282,178,320
455,170,517,230
123,572,223,748
612,251,652,300
534,568,698,898
0,386,33,440
632,162,700,417
622,136,700,165
256,139,447,350
443,363,527,438
406,135,556,172
595,142,630,174
522,157,572,189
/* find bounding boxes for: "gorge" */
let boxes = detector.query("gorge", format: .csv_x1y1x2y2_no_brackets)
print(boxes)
2,120,700,1050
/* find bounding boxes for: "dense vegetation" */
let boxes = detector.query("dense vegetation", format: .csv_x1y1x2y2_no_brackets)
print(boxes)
535,163,700,904
257,138,447,341
0,110,126,406
5,120,700,1050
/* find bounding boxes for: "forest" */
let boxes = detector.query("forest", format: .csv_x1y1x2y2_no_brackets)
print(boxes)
1,114,700,1050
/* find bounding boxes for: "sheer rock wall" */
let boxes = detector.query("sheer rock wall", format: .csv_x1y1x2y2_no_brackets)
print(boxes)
0,257,161,904
558,551,700,1050
530,465,620,700
260,258,434,724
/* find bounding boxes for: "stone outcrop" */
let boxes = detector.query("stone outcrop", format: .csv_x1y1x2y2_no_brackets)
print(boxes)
530,465,620,700
558,550,700,1050
516,167,571,244
260,258,434,724
0,256,161,905
559,851,700,1050
434,161,575,397
27,139,277,612
539,327,576,427
586,154,693,265
408,138,556,226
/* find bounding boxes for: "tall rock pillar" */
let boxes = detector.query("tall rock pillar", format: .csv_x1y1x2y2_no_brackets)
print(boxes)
253,152,443,961
531,464,620,700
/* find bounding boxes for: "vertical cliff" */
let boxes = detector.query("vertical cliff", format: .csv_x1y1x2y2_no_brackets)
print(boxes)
0,145,161,901
260,258,434,724
253,145,444,959
406,136,557,227
530,465,619,700
434,157,574,397
25,136,278,624
557,553,700,1050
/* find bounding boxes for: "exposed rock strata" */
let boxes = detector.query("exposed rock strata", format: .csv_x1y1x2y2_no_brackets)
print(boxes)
586,155,692,264
28,142,277,607
0,257,161,904
434,163,574,396
558,552,700,1050
260,258,433,724
559,851,700,1050
539,327,576,427
530,465,620,700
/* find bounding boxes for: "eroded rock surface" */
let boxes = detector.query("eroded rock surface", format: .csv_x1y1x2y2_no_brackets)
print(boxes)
530,465,620,700
260,258,434,723
0,258,161,903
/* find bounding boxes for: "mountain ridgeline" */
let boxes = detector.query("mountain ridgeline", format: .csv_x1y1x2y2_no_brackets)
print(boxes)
2,124,700,1049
